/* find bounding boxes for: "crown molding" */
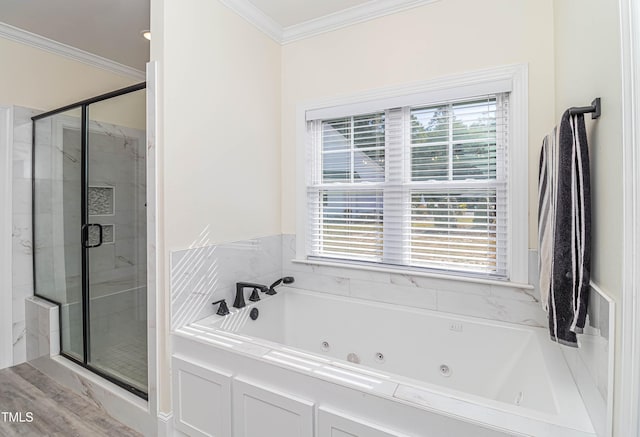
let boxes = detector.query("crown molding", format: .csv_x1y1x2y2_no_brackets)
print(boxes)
218,0,440,45
0,22,145,80
218,0,283,42
281,0,440,43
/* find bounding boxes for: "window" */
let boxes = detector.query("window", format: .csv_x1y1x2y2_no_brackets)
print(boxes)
302,70,527,281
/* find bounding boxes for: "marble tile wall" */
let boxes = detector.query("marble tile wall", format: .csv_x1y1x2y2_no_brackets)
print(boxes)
85,123,147,293
47,121,147,300
11,106,39,365
562,285,614,437
281,234,547,327
170,234,282,330
34,113,80,306
171,233,546,329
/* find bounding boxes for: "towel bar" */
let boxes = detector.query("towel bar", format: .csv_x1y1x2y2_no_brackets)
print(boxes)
568,97,601,119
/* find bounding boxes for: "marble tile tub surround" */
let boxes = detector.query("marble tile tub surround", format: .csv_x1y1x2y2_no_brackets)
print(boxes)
282,234,547,327
172,233,546,329
562,285,614,437
12,106,40,365
170,233,282,330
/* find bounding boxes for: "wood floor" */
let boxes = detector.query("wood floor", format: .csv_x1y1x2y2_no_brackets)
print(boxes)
0,363,142,437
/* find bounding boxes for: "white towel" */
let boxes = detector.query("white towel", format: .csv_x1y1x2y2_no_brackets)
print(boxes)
538,127,558,312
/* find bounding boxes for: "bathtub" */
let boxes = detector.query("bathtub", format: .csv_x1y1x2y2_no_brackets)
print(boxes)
172,287,595,437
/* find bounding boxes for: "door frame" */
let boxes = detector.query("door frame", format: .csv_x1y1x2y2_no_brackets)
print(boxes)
0,105,12,369
618,0,640,435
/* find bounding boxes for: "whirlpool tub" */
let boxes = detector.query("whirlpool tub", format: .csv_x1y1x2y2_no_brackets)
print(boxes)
172,287,595,437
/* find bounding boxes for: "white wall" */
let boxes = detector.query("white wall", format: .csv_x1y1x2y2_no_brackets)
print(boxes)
553,1,622,301
0,35,146,130
553,1,623,435
281,0,556,251
0,37,138,110
152,0,282,413
90,89,146,131
162,0,281,251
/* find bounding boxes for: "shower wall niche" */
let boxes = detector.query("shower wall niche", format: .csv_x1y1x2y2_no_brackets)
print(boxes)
32,84,148,397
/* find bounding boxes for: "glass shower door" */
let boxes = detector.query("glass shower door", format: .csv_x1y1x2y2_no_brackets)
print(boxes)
32,84,147,398
33,109,84,361
85,89,147,394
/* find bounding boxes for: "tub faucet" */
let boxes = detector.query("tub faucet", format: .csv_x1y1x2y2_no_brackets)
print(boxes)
233,282,268,309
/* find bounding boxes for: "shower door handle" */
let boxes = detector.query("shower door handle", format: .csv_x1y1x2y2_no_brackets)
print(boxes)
82,223,103,248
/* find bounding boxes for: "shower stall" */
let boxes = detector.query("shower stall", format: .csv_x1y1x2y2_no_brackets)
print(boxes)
31,84,148,398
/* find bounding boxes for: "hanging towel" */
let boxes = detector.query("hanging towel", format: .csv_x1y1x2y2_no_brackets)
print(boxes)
538,111,591,347
538,127,557,314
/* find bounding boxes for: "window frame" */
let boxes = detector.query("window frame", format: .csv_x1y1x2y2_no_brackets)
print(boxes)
295,64,529,285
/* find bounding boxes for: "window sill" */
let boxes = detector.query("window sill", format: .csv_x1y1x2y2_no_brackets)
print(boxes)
290,258,534,290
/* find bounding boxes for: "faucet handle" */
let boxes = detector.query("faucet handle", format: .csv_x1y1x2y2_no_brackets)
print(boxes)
212,299,230,316
248,288,261,302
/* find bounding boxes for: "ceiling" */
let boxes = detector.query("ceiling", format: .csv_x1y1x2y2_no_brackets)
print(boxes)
247,0,371,28
0,0,149,70
0,0,424,70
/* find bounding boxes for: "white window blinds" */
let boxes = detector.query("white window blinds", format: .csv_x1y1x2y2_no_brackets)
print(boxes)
306,94,509,278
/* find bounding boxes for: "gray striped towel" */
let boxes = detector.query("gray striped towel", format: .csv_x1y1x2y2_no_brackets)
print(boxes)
538,111,591,347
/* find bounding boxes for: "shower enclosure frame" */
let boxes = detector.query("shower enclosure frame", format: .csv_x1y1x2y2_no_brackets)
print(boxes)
31,82,148,400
